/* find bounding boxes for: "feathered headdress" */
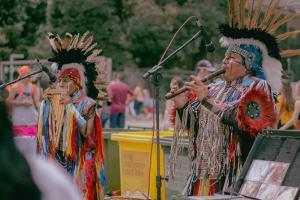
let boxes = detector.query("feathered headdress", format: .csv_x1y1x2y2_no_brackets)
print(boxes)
220,0,300,94
47,32,102,99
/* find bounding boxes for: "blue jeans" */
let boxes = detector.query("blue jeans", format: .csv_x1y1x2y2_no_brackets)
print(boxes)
134,100,143,115
101,112,109,128
110,112,125,128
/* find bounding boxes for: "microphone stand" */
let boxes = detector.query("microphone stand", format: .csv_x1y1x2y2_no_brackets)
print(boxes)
0,69,44,89
0,61,53,89
142,27,207,200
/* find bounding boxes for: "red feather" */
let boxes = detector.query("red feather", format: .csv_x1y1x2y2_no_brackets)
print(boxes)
236,88,277,136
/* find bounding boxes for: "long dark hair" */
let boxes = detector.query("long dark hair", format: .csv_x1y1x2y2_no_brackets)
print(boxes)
0,101,41,200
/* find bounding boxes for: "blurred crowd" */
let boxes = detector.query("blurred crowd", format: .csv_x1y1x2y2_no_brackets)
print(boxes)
2,62,300,133
0,66,156,132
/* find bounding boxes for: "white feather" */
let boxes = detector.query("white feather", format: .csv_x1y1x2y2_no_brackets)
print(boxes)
219,37,269,58
50,63,58,74
219,36,282,94
262,57,282,95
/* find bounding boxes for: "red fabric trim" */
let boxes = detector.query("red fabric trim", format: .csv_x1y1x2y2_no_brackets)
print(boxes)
236,88,277,136
170,104,176,126
208,180,216,195
229,133,236,162
193,180,200,196
71,115,77,160
187,91,197,101
78,113,104,199
95,114,105,163
58,68,80,79
58,68,82,88
85,159,95,200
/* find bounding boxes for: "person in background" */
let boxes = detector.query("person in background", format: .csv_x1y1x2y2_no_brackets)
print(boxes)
195,59,217,79
7,66,40,136
280,80,300,130
277,77,294,128
31,74,44,102
108,73,133,128
0,80,9,101
162,76,184,130
142,86,153,118
98,87,111,128
133,82,145,116
126,92,137,117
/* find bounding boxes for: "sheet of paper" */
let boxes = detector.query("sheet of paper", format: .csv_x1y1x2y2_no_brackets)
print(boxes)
274,186,299,200
240,181,261,197
264,162,289,185
256,183,280,200
246,160,272,182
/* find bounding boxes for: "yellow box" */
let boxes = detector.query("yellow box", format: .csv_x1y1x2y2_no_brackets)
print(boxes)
111,131,173,200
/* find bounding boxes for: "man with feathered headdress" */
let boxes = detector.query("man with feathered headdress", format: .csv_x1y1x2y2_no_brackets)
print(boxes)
169,0,300,196
37,32,106,200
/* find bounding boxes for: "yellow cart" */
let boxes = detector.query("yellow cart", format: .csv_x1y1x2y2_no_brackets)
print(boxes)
111,131,173,200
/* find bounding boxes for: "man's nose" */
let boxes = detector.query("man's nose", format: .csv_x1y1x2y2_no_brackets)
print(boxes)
222,62,229,67
222,58,230,64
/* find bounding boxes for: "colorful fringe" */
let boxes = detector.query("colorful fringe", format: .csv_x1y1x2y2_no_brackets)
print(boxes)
37,102,78,162
37,100,106,200
193,179,217,196
76,113,106,200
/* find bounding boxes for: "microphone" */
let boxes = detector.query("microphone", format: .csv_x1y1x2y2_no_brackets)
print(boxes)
164,68,225,100
42,65,57,83
196,20,215,52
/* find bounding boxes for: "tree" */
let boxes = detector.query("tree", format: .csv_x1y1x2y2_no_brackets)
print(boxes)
47,0,227,70
0,0,25,26
125,0,227,70
49,0,128,70
0,0,47,60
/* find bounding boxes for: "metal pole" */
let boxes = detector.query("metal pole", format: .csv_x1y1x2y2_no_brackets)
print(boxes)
142,25,208,200
143,29,203,79
0,69,43,89
153,72,162,200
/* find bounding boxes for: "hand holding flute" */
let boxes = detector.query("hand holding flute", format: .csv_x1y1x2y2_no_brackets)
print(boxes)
165,68,225,100
169,75,208,109
185,75,209,101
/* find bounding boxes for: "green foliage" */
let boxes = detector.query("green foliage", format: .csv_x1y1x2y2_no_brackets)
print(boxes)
0,0,25,26
46,0,227,70
125,0,227,70
1,0,228,70
49,0,128,69
2,0,300,82
0,0,46,60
